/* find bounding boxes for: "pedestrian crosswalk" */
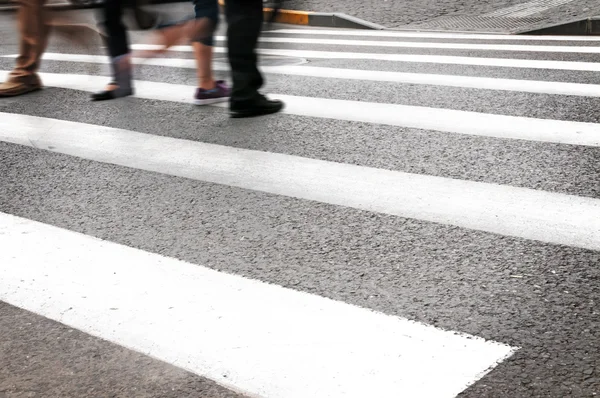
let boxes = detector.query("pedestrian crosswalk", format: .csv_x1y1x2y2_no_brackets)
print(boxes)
0,21,599,398
222,35,600,54
0,211,515,398
3,68,600,148
10,51,600,97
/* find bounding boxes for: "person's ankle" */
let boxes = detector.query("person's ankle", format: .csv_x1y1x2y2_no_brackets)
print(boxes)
199,79,216,90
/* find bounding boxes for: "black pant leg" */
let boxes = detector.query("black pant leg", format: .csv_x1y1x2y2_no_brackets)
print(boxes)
225,0,264,105
102,0,129,58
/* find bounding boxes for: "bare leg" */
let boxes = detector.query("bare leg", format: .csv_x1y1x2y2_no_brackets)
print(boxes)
193,41,215,90
132,18,213,59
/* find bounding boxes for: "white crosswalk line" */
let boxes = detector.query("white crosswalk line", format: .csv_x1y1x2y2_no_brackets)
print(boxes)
268,28,600,42
2,26,599,397
214,35,600,54
23,52,600,98
129,45,600,72
1,112,599,251
0,212,516,398
2,70,599,147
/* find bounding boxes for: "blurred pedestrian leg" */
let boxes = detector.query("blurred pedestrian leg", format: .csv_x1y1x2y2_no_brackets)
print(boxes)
0,0,51,97
225,0,283,118
0,0,104,98
91,0,134,101
131,0,230,105
190,0,230,105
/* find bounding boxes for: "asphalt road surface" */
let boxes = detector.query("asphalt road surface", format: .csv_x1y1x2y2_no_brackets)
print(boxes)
288,0,600,29
0,5,599,398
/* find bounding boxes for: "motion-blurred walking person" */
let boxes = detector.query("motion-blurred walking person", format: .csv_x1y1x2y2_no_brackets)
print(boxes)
0,0,100,97
90,0,159,101
224,0,283,118
91,0,136,101
132,0,231,105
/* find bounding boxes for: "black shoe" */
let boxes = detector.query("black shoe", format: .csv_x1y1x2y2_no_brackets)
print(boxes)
230,96,284,118
90,87,133,102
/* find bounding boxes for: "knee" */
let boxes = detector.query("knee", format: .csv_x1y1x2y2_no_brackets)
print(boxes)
190,0,219,45
198,36,215,46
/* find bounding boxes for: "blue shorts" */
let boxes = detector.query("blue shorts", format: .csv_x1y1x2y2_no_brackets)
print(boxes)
156,0,219,46
192,0,219,46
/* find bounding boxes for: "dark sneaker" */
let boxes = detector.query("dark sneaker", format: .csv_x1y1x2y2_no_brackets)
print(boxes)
91,55,134,102
90,85,134,101
194,81,231,105
230,94,284,118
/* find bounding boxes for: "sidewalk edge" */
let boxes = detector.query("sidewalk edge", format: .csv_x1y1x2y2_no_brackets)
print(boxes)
217,0,386,30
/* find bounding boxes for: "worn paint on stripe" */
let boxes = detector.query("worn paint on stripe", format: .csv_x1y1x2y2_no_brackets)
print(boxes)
1,113,599,250
0,212,516,398
25,52,600,98
213,35,600,54
7,49,600,74
237,47,600,71
125,45,600,72
267,28,600,42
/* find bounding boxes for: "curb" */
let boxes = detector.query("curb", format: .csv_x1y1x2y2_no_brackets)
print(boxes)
521,16,600,35
217,0,385,30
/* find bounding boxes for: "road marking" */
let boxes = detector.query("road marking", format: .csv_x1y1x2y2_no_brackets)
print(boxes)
2,70,600,148
0,212,516,398
1,112,599,251
7,49,595,75
214,35,600,54
130,45,600,72
26,52,600,98
268,28,600,42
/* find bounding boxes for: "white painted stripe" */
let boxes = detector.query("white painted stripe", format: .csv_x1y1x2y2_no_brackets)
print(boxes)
0,212,516,398
26,52,600,98
214,35,600,54
2,70,600,148
1,113,599,251
14,44,563,74
130,45,600,72
268,28,600,42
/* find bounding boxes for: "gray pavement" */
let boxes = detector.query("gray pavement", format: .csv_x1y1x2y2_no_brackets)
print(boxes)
3,0,600,32
287,0,600,32
287,0,536,26
1,5,600,398
0,302,245,398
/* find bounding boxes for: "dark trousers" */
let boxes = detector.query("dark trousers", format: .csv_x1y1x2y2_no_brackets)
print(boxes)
224,0,264,105
101,0,130,58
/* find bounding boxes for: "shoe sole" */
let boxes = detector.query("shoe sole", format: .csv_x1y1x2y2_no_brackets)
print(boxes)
194,96,230,106
230,105,284,118
0,86,42,98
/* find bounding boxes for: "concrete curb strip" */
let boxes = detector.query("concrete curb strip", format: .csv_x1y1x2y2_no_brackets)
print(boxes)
523,16,600,35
